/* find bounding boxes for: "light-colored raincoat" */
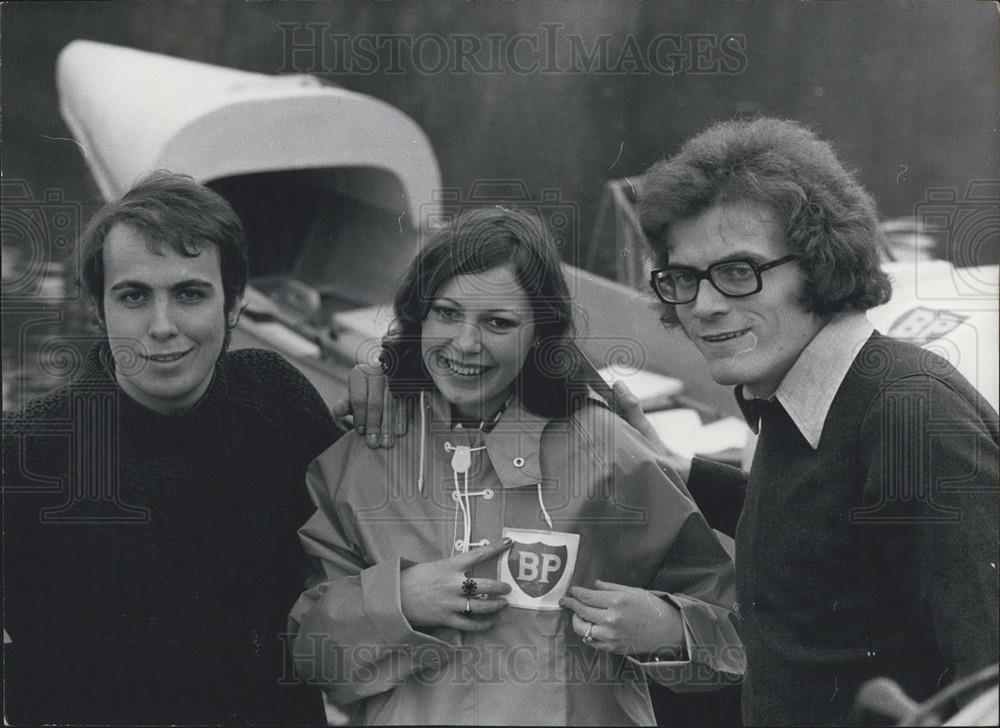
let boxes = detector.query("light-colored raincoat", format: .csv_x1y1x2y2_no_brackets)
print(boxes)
289,392,743,725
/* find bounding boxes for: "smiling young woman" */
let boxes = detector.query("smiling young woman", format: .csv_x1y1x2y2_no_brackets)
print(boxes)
419,264,537,422
289,207,743,726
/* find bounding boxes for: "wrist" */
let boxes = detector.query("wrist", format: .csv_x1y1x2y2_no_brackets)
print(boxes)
636,600,686,658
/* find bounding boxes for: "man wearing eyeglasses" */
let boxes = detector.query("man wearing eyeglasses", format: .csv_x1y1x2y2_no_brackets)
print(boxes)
635,117,999,726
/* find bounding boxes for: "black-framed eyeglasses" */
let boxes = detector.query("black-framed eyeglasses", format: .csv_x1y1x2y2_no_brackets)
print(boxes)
649,254,799,304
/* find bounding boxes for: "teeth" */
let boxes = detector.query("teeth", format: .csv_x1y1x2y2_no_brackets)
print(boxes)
704,329,749,343
439,355,484,376
148,352,187,362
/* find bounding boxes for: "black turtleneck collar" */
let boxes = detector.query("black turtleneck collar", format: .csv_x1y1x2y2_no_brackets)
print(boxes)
88,341,226,423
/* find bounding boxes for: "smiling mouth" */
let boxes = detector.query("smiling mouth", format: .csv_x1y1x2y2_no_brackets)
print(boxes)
700,327,752,344
144,350,191,363
437,354,491,377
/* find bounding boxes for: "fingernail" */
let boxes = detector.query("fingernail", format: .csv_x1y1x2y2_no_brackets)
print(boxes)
502,536,513,545
357,425,365,435
367,433,378,446
382,434,392,447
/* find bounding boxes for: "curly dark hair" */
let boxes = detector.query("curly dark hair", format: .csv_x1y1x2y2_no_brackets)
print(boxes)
381,206,587,418
640,117,892,325
79,170,248,321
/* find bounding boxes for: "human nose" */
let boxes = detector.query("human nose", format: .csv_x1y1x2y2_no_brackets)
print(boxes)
451,321,482,353
687,278,731,318
148,298,179,339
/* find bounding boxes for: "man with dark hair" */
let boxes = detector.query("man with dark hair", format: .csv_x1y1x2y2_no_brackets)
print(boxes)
3,171,342,724
632,117,999,725
346,118,999,726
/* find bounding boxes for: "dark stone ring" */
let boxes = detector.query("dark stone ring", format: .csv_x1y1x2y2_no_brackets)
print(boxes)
462,578,478,596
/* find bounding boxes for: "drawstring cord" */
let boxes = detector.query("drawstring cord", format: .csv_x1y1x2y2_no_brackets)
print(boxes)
417,391,427,493
455,469,471,555
445,442,488,554
536,483,553,529
414,392,552,548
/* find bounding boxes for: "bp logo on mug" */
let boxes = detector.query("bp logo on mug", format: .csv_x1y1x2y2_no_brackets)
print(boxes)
498,527,579,610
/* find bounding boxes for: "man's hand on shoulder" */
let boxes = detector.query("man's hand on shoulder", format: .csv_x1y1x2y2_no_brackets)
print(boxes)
331,364,409,448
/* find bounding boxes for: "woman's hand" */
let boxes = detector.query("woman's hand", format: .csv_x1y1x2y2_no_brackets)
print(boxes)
400,538,513,632
559,580,686,658
331,364,409,448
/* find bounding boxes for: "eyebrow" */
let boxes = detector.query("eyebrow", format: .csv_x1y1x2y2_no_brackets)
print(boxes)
108,278,216,292
434,296,523,315
670,250,769,267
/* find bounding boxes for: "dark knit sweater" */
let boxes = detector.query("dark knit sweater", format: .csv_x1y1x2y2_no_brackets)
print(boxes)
3,343,342,725
689,333,999,726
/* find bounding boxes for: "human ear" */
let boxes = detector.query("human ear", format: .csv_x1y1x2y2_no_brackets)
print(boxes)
227,295,246,328
92,300,107,330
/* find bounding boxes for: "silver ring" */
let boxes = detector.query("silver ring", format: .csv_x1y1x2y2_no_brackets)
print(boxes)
583,622,595,644
464,598,472,615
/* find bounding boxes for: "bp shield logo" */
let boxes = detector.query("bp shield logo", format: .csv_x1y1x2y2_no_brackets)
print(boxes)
498,528,579,610
508,542,568,597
